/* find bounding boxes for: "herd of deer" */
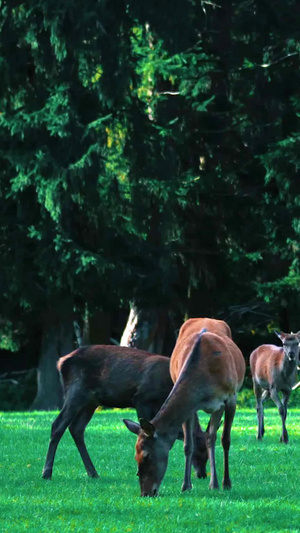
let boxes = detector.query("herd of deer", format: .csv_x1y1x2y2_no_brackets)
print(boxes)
42,317,300,497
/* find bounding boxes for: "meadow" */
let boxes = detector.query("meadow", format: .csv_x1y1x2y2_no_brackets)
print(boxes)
1,406,300,533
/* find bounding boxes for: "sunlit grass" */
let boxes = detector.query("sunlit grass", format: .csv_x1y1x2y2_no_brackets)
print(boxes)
1,408,300,532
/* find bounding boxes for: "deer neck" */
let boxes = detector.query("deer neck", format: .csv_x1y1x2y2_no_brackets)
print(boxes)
151,376,197,442
282,352,298,378
151,330,207,443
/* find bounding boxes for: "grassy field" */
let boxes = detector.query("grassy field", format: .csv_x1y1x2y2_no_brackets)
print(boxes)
1,407,300,533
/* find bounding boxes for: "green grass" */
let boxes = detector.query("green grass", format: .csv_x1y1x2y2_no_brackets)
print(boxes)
1,408,300,533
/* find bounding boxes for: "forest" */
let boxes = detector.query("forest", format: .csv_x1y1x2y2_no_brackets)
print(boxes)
0,0,299,410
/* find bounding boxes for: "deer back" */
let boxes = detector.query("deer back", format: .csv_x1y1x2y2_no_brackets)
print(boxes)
57,345,172,408
176,318,232,344
250,345,284,382
170,331,245,395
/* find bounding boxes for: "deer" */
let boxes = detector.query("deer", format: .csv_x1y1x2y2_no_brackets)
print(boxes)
42,345,207,480
250,330,300,443
123,318,245,497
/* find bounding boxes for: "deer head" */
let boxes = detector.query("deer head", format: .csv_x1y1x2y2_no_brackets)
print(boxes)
275,331,300,362
123,418,170,497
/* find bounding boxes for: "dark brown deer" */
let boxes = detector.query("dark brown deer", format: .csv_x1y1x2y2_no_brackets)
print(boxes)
42,345,207,480
124,318,245,496
250,331,300,443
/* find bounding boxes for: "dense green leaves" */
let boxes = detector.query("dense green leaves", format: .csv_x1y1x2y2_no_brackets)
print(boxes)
0,0,299,351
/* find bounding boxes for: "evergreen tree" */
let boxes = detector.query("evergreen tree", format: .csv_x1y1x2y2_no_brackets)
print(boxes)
0,0,299,408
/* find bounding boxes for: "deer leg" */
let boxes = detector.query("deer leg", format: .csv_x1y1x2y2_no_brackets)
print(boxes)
181,416,194,492
69,404,98,478
261,389,270,436
253,381,264,439
222,398,236,489
43,407,81,479
42,387,87,479
270,386,288,443
262,389,270,403
206,407,224,490
191,413,208,479
282,391,290,422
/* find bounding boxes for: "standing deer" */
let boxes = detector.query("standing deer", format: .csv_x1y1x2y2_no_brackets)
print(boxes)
124,318,245,496
250,331,300,443
42,345,207,480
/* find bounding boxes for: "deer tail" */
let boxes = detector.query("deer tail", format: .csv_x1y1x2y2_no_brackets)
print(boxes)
56,353,75,395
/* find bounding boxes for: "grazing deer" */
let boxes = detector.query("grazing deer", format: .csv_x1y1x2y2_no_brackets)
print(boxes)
250,331,300,443
124,318,245,496
42,345,207,480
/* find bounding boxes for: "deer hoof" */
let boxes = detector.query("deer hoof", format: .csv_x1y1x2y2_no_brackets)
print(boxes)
88,472,99,478
209,481,220,490
280,436,288,444
42,469,52,480
181,483,193,492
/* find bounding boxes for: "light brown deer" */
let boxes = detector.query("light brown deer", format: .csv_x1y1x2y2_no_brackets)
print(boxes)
250,331,300,443
42,345,207,480
124,318,245,496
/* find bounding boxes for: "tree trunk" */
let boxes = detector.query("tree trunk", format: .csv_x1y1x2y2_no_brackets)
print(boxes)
31,298,74,410
120,303,175,356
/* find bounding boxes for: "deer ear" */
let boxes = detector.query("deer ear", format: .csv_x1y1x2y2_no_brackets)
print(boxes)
123,419,141,435
275,331,286,341
139,418,156,437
